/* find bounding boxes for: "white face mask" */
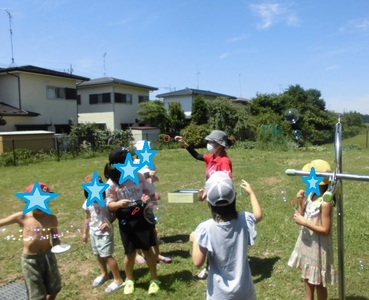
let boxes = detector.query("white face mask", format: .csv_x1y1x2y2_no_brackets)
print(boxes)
207,143,216,153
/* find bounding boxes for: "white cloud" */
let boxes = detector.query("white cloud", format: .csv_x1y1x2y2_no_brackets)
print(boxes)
339,18,369,34
249,1,299,30
227,34,250,43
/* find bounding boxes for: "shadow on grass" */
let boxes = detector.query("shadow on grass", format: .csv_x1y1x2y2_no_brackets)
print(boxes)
126,269,194,293
331,297,369,300
249,256,281,283
161,234,189,243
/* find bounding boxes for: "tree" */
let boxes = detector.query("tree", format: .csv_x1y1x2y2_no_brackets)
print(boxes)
250,85,336,145
167,102,186,135
137,100,169,133
207,97,239,135
191,95,208,125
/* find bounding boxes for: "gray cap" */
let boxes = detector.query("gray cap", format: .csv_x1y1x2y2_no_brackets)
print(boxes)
205,130,228,147
205,171,235,206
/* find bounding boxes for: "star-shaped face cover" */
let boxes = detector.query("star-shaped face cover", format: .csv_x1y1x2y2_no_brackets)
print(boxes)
16,182,59,215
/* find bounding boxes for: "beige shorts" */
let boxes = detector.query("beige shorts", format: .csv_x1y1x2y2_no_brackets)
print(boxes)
22,250,61,300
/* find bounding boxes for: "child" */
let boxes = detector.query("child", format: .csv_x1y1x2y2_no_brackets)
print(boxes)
190,171,262,300
0,182,62,300
81,174,124,294
104,147,160,295
288,159,336,300
133,140,172,265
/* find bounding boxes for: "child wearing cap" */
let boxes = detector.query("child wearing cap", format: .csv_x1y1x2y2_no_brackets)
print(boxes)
190,171,262,300
288,159,336,300
104,147,160,295
81,174,124,294
0,182,62,300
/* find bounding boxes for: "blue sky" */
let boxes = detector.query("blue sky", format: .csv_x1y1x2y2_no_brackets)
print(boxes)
1,0,369,114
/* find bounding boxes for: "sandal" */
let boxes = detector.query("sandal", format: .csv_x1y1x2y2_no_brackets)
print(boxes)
196,268,208,280
135,254,146,264
104,281,124,294
148,279,160,295
157,255,172,263
92,275,108,288
123,280,135,295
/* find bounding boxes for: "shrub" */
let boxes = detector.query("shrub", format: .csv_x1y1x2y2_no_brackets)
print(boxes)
180,123,210,148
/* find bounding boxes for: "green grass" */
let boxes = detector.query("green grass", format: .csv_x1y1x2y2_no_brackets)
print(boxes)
1,148,369,299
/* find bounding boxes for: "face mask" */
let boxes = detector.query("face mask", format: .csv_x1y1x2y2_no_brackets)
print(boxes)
207,143,216,153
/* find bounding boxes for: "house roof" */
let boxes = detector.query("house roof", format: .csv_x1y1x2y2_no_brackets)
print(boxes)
0,65,89,81
0,102,39,117
77,77,158,91
156,88,236,99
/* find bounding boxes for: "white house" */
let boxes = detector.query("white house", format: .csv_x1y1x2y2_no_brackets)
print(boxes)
77,77,158,131
156,88,237,118
0,65,89,133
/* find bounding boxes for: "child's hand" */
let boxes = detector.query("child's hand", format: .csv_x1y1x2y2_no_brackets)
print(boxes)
117,199,131,208
99,223,110,233
197,188,207,201
82,233,88,244
296,189,305,200
293,211,307,226
141,194,151,203
240,180,253,195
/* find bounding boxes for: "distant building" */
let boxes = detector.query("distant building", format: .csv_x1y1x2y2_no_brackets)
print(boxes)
156,88,236,118
0,65,89,133
77,77,158,130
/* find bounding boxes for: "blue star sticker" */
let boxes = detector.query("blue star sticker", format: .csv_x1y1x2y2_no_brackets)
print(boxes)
15,182,59,215
81,171,109,207
302,167,324,196
135,140,157,169
114,152,143,184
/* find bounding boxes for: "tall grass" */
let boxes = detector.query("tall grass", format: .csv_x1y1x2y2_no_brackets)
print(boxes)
0,147,368,299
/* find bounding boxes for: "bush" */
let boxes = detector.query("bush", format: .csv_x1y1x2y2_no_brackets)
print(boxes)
180,123,210,148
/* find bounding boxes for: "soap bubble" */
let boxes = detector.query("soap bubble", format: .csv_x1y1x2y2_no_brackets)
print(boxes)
291,129,302,141
358,259,365,270
284,108,299,124
280,188,288,202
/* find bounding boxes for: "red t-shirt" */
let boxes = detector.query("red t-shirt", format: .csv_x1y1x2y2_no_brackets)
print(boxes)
203,152,232,180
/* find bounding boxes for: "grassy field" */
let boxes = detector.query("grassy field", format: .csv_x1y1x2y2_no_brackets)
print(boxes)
0,147,369,299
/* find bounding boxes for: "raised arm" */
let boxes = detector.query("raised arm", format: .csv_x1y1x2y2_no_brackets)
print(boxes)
175,136,204,161
240,180,262,223
0,211,24,227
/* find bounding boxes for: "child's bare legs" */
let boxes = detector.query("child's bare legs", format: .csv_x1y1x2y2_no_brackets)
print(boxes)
97,255,109,279
304,280,327,300
142,248,158,280
105,256,123,285
135,249,146,263
304,280,314,300
316,284,327,300
124,251,136,281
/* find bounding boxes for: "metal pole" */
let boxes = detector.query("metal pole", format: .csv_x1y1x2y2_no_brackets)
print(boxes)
335,121,345,300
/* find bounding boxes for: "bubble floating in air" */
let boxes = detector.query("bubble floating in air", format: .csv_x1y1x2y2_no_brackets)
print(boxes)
284,108,299,124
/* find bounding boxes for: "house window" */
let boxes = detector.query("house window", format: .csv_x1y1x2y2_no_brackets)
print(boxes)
47,86,76,100
47,86,65,99
115,93,132,104
89,93,111,104
138,95,149,103
76,95,81,105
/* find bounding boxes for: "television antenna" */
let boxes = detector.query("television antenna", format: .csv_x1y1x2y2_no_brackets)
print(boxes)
196,64,200,89
103,52,107,76
3,9,16,67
